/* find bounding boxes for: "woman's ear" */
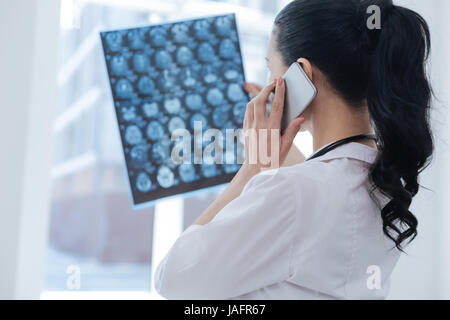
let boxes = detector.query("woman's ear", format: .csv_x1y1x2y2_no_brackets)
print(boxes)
297,58,313,81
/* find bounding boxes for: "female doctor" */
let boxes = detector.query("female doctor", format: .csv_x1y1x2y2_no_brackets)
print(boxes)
154,0,434,299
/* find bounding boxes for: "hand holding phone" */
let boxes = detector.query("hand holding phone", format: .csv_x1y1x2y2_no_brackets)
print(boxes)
281,62,317,132
245,62,316,133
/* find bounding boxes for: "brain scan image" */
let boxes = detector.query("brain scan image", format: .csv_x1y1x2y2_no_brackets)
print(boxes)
142,102,159,118
185,93,203,110
124,125,143,145
214,16,232,37
129,144,149,168
233,102,246,124
157,166,175,188
101,14,249,207
206,88,225,106
133,53,150,73
179,68,198,88
150,27,167,47
136,172,152,192
128,29,145,50
137,76,155,95
146,120,165,141
154,50,172,69
218,38,237,59
168,116,186,133
120,105,137,122
176,46,193,66
193,20,211,40
213,106,231,127
110,55,128,75
115,78,134,99
197,42,216,63
105,32,122,52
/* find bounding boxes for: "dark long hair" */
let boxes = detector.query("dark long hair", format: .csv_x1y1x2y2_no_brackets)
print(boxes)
274,0,434,250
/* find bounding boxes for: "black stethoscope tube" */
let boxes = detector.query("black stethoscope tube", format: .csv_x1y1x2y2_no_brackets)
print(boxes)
305,134,378,161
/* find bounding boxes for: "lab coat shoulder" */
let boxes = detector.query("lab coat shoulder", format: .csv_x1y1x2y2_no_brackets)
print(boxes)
283,158,397,299
154,166,300,300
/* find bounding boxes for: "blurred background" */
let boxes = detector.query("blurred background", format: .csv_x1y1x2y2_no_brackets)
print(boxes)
0,0,449,300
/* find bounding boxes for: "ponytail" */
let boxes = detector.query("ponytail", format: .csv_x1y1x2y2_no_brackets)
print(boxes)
364,0,434,250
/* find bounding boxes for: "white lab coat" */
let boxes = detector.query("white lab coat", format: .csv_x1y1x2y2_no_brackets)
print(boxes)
154,142,401,299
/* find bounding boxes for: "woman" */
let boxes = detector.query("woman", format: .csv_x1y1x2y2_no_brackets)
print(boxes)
154,0,434,299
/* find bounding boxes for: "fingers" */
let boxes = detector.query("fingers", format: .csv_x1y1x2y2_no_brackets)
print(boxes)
270,77,285,128
244,100,254,130
255,79,276,104
280,117,305,157
244,82,263,98
254,79,276,121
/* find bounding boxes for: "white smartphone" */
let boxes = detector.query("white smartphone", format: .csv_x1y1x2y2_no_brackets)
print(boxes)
280,62,317,132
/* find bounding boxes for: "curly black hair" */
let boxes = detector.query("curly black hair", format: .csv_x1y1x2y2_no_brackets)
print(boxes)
274,0,434,251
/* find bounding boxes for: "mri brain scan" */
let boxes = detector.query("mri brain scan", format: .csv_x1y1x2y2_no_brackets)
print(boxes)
101,14,248,207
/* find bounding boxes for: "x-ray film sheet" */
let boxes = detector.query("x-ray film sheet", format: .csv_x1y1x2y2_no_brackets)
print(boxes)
100,14,249,207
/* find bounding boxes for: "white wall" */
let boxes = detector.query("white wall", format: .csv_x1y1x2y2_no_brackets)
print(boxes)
0,0,60,299
388,0,450,299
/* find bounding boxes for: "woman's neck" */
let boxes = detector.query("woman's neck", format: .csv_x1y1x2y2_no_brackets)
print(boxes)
309,96,377,152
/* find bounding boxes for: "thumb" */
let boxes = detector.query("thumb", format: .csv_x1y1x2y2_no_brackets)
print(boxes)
280,117,305,156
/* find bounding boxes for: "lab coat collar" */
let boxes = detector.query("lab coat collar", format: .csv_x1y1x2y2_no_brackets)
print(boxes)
307,141,379,164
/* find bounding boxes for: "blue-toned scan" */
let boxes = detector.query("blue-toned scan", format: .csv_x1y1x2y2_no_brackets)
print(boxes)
219,38,237,59
136,172,152,192
201,66,219,86
197,43,215,63
157,72,176,92
193,20,211,40
190,113,209,130
124,125,143,145
111,55,128,75
142,102,159,118
206,88,225,106
179,68,198,88
214,16,232,37
101,14,249,206
146,120,165,141
213,106,231,127
133,53,150,73
223,65,240,82
157,166,175,188
185,93,203,111
227,83,246,102
129,144,149,168
168,116,186,133
176,46,193,66
150,27,167,47
164,98,182,114
154,50,172,69
128,29,145,50
152,140,171,163
115,78,134,99
138,76,155,95
105,32,122,51
202,163,219,178
233,102,247,124
178,163,197,183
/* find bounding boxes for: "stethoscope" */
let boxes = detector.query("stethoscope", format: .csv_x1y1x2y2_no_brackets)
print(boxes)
305,133,378,161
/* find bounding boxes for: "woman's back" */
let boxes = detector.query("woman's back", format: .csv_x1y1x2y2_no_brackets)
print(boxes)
230,142,401,299
155,142,401,300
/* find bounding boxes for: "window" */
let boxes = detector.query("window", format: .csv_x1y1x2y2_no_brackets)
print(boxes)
43,0,312,299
